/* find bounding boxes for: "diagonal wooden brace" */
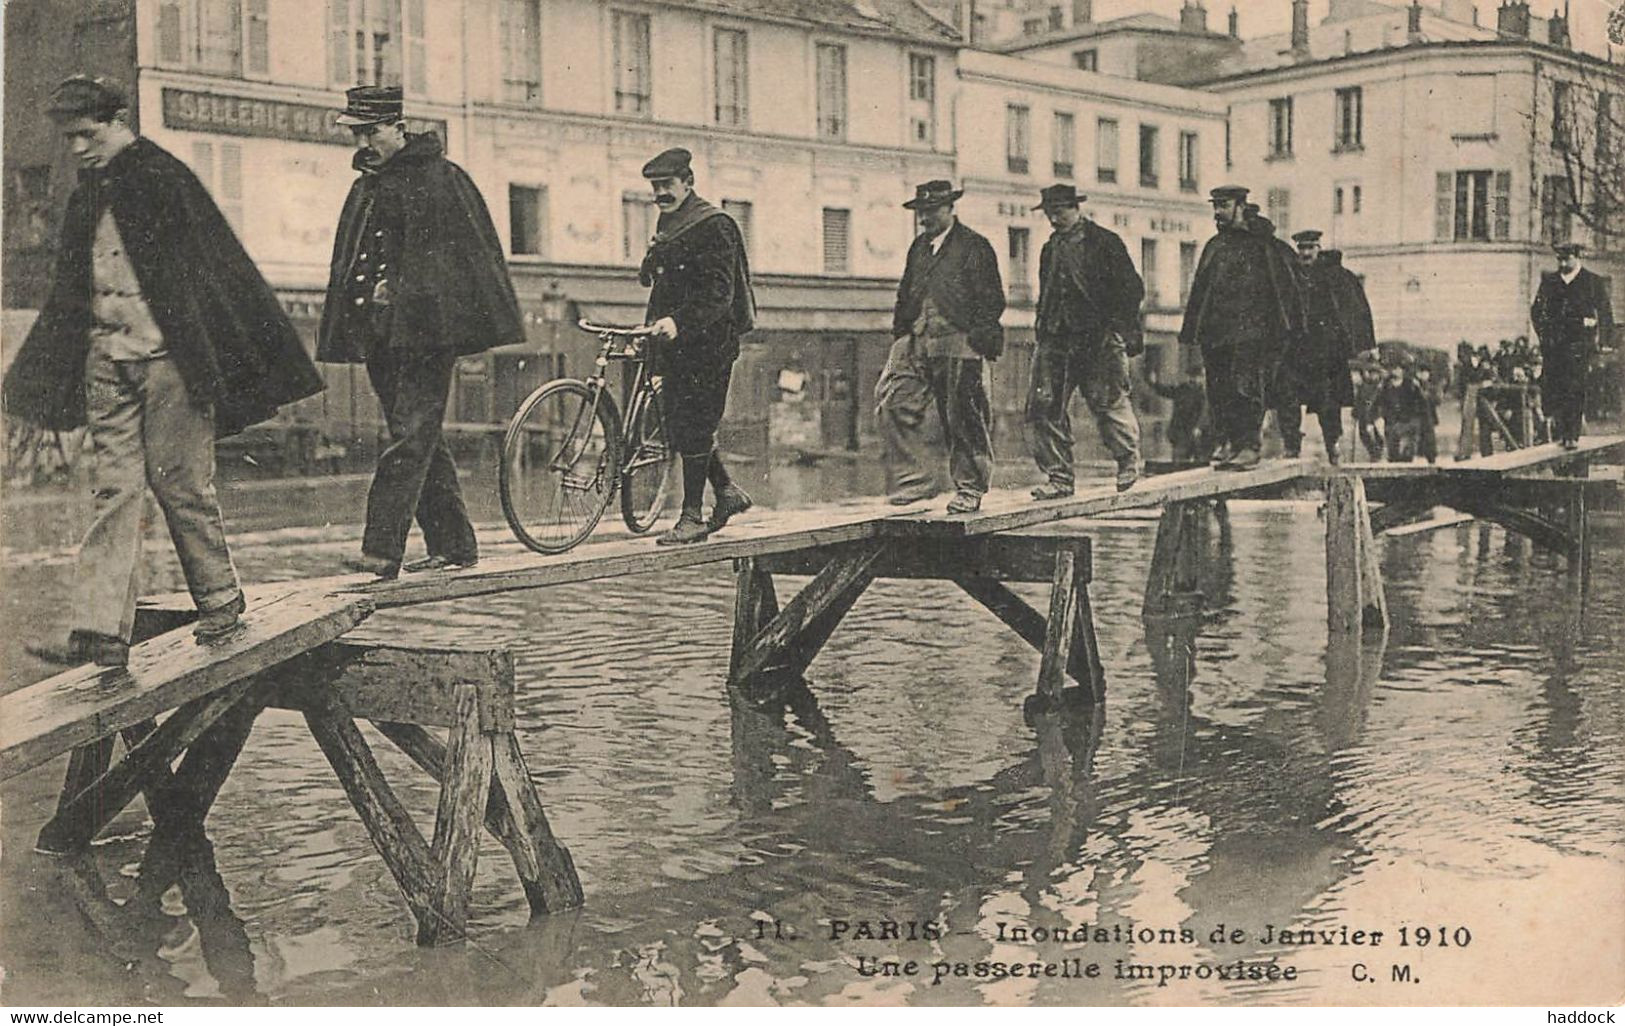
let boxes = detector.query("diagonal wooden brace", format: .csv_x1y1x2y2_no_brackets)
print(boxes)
730,541,883,685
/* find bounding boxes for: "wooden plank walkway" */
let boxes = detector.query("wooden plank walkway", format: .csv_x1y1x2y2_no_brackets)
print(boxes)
1339,435,1624,478
0,590,373,780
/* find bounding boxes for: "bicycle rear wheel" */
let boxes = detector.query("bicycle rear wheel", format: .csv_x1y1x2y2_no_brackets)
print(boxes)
500,379,621,554
619,385,678,533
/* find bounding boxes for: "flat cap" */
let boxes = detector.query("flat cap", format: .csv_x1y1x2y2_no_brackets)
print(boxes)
1209,184,1249,203
642,147,693,180
335,85,403,126
46,75,127,120
1291,229,1324,244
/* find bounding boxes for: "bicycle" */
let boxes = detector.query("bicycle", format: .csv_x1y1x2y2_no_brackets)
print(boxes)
498,319,679,554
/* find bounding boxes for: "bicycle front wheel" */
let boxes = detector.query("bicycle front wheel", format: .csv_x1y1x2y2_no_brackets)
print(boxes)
619,385,678,533
500,379,621,554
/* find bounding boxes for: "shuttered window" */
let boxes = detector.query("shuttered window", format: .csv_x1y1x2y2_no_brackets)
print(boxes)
1493,171,1512,240
157,0,265,76
1008,227,1031,303
1267,187,1291,237
500,0,542,104
1141,238,1159,307
822,208,850,274
329,0,412,89
816,43,847,140
1097,117,1118,183
1446,170,1507,241
1435,172,1453,241
622,192,655,263
714,28,749,126
723,199,753,257
191,140,243,234
613,11,652,116
246,0,269,74
1053,112,1075,178
1006,105,1030,174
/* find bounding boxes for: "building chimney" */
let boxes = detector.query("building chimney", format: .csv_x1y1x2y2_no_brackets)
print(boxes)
1181,1,1208,33
1072,0,1093,25
1407,0,1423,39
1548,6,1571,47
1291,0,1311,54
1497,0,1531,38
1228,6,1239,38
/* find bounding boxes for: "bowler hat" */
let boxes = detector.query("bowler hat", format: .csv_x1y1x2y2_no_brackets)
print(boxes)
1032,183,1085,210
46,75,127,120
335,85,403,127
903,180,964,210
642,147,693,180
1291,229,1323,244
1553,241,1584,256
1209,184,1249,203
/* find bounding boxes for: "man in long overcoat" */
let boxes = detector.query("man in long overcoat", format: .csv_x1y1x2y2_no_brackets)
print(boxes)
1025,184,1145,497
1274,231,1374,463
638,147,756,545
877,180,1005,513
4,76,323,665
1531,242,1614,448
318,86,523,577
1179,185,1306,470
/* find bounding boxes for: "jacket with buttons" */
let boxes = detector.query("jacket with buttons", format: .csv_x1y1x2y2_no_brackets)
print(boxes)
639,193,752,365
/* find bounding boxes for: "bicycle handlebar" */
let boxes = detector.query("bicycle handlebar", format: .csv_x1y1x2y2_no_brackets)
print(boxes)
579,318,658,338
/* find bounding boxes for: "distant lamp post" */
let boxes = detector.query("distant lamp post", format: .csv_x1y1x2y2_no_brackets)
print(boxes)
540,279,570,324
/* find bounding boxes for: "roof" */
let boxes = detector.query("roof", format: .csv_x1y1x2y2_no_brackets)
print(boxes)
1196,36,1625,87
994,12,1228,54
649,0,960,45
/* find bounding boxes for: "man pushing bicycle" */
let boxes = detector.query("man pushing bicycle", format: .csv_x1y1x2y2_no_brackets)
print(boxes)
639,147,756,545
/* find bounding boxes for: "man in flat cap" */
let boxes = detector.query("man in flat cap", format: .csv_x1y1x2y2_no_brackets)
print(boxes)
877,180,1005,513
4,75,323,666
1025,184,1145,497
1178,185,1306,470
1271,229,1374,463
318,85,523,577
637,146,756,545
1531,241,1614,448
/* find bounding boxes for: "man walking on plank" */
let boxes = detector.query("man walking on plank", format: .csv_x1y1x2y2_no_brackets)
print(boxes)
1273,230,1374,464
1025,183,1145,498
1531,241,1614,450
319,86,523,578
637,146,757,545
1179,185,1306,471
877,180,1006,513
5,76,323,667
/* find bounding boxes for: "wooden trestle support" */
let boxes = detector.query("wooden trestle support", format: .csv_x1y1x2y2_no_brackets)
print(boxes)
34,639,583,946
728,534,1107,705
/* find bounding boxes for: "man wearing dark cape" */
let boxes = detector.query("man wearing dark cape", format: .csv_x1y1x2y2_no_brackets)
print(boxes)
4,76,323,665
318,86,524,577
638,147,757,545
1531,242,1614,448
1274,232,1375,463
1179,185,1306,470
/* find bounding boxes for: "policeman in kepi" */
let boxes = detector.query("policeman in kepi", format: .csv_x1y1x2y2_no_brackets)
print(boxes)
639,147,757,545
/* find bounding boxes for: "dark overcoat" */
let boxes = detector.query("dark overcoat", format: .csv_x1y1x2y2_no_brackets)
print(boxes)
1178,217,1306,402
1530,267,1614,411
1283,251,1373,411
640,193,754,368
3,137,322,436
317,133,522,362
1035,218,1143,351
892,220,1006,360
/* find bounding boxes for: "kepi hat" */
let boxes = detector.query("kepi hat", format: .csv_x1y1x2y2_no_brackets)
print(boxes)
1291,229,1324,244
46,75,127,120
1033,183,1085,210
903,180,964,210
642,147,693,180
1553,241,1584,256
336,85,403,126
1209,184,1249,203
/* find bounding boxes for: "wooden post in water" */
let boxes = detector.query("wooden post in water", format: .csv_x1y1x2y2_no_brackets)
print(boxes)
1325,476,1388,635
1143,501,1209,618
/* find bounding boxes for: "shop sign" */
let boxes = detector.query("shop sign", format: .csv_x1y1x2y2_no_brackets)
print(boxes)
162,87,446,147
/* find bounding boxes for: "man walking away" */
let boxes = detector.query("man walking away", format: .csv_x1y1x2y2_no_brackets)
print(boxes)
1178,185,1306,471
6,76,323,666
1531,242,1614,449
878,180,1005,513
637,147,756,545
1025,184,1144,497
319,86,523,578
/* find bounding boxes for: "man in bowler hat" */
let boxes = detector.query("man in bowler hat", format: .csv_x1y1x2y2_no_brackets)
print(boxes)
1179,185,1306,470
318,86,523,577
1531,242,1614,449
637,146,756,545
5,76,323,665
877,180,1005,513
1026,183,1145,497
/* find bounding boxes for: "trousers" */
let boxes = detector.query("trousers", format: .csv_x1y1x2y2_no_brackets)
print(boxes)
361,346,477,565
1026,337,1140,487
1202,345,1264,453
73,347,240,643
877,336,993,496
1275,402,1343,454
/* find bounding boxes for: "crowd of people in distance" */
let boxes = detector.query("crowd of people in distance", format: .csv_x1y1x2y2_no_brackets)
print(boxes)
1350,350,1443,464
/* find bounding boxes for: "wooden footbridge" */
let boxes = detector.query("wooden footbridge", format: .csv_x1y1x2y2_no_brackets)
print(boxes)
3,435,1619,944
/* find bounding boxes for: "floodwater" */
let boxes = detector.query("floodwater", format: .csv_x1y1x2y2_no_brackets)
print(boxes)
1,467,1622,1007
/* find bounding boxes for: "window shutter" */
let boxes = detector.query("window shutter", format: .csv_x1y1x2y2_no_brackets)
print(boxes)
406,0,427,96
822,208,850,274
1493,171,1511,240
158,0,183,63
247,0,270,74
219,142,244,233
1435,172,1452,241
329,0,351,86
